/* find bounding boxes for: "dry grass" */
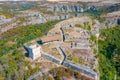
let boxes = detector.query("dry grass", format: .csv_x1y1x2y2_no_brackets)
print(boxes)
42,43,62,59
5,41,16,47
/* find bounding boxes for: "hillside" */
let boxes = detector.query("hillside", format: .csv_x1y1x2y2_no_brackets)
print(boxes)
0,1,120,80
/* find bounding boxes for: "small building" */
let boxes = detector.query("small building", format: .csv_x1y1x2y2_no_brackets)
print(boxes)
24,43,42,60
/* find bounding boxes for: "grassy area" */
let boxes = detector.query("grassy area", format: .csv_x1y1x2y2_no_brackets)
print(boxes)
0,20,61,79
0,20,61,57
67,55,83,64
75,22,91,31
0,12,13,19
90,35,97,42
0,49,40,80
49,67,94,80
49,67,82,80
98,26,120,80
42,43,62,59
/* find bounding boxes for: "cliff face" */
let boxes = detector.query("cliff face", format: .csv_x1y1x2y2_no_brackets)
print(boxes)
1,1,119,33
47,0,100,2
47,4,84,13
0,2,99,33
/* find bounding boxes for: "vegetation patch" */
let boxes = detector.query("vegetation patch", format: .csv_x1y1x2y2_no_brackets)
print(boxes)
98,26,120,80
0,50,40,80
0,20,61,57
67,55,83,64
49,67,83,80
0,20,61,79
75,23,91,31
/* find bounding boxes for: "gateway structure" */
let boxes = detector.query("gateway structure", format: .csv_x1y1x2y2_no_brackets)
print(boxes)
24,43,42,60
